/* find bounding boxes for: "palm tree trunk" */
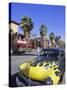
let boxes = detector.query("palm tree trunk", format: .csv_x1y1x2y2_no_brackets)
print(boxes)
41,36,46,49
24,31,30,52
51,40,55,48
24,31,29,41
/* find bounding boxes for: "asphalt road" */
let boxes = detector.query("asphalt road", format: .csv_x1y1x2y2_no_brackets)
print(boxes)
11,54,37,75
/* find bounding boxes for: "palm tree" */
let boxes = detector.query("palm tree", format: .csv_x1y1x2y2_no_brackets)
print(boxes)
20,16,34,41
55,35,61,47
58,39,65,48
40,24,47,48
49,32,55,48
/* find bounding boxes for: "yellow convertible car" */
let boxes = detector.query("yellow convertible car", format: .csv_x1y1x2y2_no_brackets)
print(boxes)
16,48,65,86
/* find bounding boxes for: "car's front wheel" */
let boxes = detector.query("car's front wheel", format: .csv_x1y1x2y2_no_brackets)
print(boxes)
46,77,53,85
16,76,26,87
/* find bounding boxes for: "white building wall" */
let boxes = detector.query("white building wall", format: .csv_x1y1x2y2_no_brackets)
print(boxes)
9,23,18,33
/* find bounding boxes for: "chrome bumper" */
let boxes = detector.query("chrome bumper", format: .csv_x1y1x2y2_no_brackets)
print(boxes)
16,74,46,86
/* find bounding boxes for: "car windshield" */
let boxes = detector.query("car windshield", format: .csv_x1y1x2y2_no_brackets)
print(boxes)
40,49,59,57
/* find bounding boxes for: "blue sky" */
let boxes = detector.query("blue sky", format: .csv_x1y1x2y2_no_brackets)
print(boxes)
10,3,65,40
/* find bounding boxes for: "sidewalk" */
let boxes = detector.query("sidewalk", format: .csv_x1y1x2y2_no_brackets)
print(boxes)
25,49,40,55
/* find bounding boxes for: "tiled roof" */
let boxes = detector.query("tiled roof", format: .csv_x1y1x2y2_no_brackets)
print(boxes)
9,20,19,25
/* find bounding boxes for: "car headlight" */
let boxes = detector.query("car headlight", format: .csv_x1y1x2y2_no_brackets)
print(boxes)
19,65,23,70
46,77,53,85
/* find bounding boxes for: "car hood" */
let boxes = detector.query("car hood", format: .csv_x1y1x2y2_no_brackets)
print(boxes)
19,55,59,80
19,60,59,81
19,63,46,80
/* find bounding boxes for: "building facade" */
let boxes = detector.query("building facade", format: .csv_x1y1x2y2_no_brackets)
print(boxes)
9,21,19,33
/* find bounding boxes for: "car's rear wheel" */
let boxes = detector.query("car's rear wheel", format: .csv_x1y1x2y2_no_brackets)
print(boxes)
45,77,53,85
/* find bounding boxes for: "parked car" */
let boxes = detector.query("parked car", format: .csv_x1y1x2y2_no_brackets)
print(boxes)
16,48,65,86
